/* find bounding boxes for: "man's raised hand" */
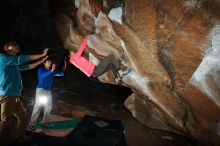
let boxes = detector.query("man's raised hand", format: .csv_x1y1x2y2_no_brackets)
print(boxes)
43,48,49,56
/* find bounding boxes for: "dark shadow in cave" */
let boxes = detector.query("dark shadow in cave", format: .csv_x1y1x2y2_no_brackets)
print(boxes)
0,0,62,53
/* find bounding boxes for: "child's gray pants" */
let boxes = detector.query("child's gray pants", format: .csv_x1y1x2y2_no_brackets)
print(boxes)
29,88,52,125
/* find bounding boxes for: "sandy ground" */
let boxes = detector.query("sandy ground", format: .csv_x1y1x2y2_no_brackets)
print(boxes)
20,66,197,146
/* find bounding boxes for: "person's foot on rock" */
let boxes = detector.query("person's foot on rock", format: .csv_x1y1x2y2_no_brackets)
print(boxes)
118,68,130,78
115,77,122,84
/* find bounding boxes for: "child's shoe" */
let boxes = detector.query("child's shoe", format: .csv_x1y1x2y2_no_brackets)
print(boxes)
28,125,36,131
42,122,52,128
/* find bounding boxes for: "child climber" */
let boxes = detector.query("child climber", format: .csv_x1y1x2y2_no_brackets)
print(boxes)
29,58,67,130
69,38,129,80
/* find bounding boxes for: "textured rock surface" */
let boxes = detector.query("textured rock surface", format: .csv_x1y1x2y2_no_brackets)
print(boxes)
54,0,220,145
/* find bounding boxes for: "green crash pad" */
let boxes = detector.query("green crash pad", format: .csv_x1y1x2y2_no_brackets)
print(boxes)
35,120,80,130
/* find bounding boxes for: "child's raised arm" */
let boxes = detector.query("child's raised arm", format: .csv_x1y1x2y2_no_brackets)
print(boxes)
62,60,67,70
29,56,48,69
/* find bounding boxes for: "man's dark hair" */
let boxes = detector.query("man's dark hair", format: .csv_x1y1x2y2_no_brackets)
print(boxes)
3,41,18,52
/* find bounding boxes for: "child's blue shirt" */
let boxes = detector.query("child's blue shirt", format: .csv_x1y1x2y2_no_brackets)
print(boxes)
37,67,64,90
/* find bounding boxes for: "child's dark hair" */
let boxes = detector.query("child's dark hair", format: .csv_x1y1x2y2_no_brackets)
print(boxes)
47,48,68,70
45,57,54,63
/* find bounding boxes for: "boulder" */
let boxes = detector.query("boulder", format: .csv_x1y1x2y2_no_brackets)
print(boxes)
54,0,220,145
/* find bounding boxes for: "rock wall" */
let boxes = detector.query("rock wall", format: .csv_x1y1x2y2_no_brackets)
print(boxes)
53,0,220,145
